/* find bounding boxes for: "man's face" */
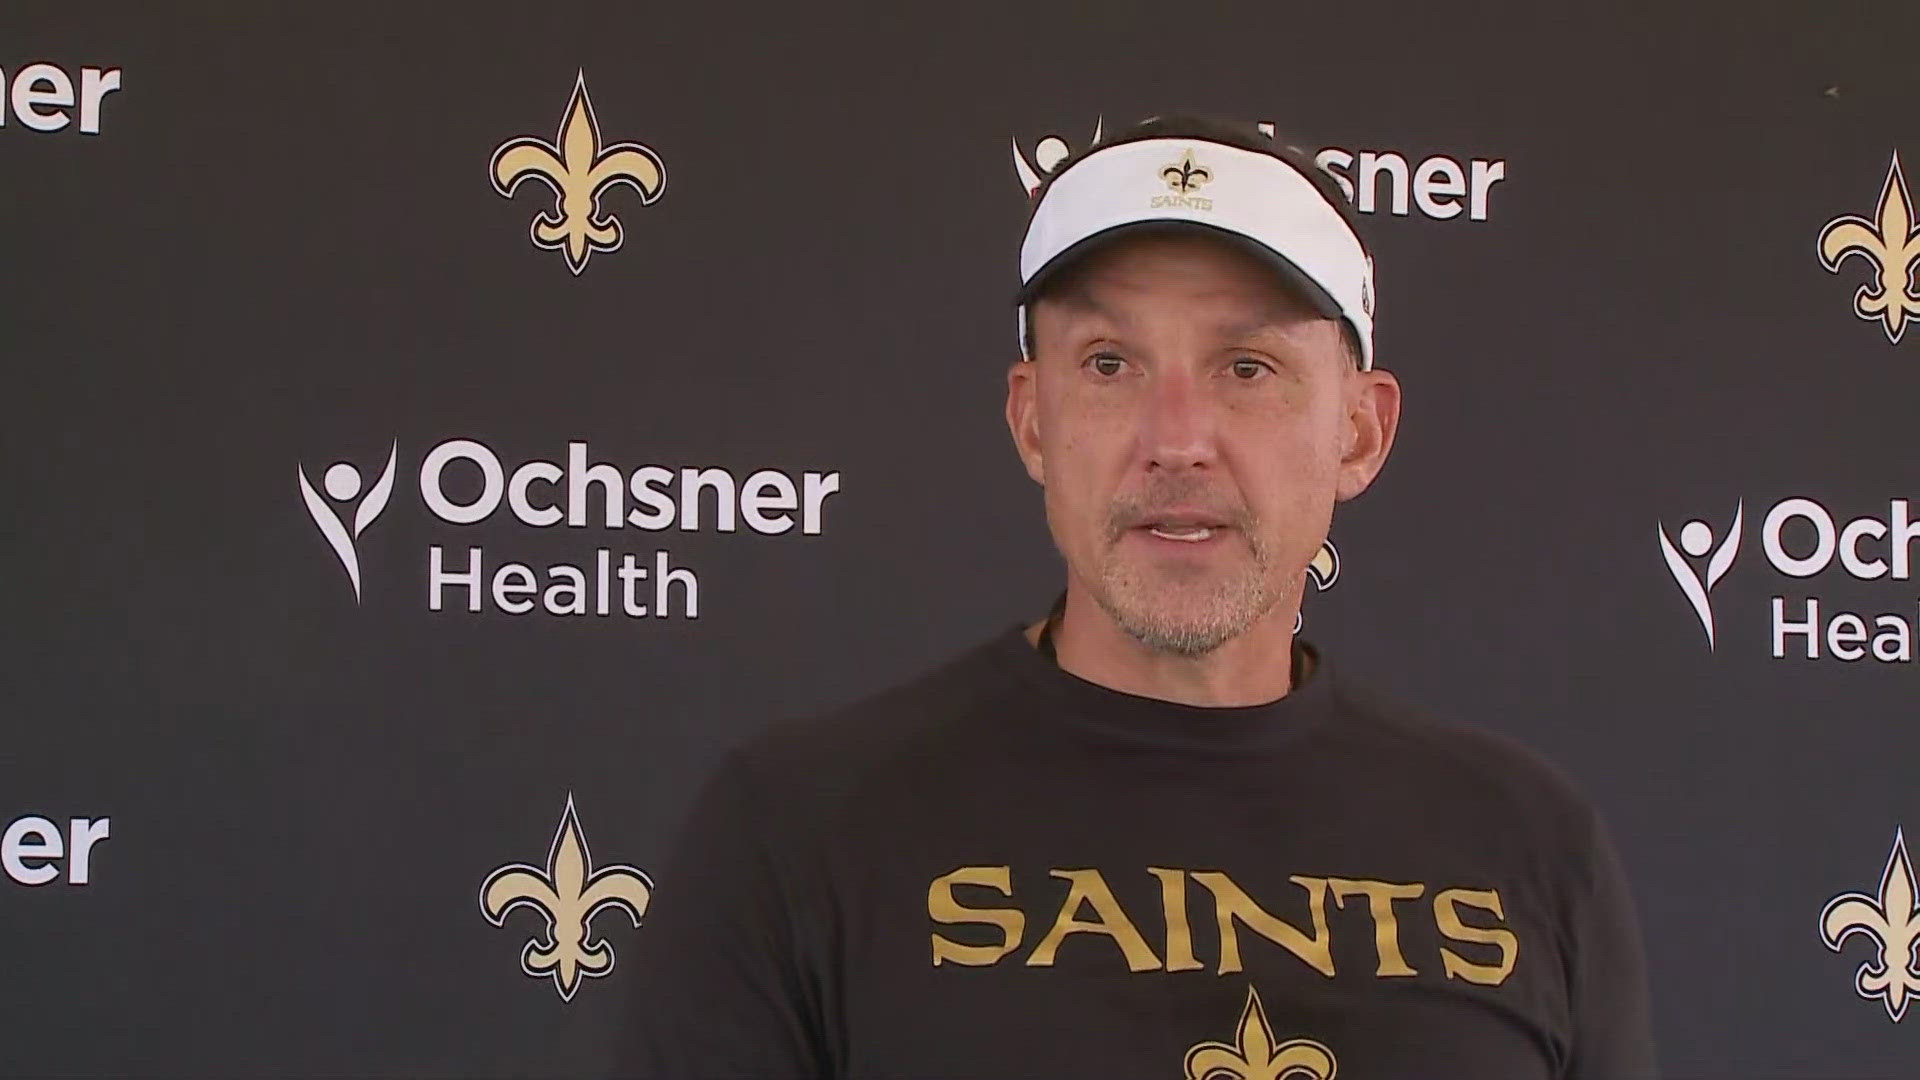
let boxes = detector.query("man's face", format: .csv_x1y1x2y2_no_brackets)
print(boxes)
1006,232,1399,656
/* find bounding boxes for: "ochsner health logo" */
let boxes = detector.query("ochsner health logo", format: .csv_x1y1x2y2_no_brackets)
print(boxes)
1660,495,1920,661
1657,502,1742,649
297,437,842,620
1013,118,1103,196
299,443,398,602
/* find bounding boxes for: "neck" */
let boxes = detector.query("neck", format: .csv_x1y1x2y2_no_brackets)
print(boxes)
1027,580,1302,707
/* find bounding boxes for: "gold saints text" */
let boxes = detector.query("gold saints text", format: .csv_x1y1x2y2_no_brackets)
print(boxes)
928,865,1517,985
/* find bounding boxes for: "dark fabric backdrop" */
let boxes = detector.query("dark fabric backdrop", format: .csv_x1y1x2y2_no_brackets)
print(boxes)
5,3,1918,1077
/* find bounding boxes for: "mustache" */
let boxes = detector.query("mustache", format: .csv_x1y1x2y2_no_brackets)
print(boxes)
1104,480,1253,540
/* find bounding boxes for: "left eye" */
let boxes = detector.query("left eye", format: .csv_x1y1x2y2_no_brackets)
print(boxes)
1230,359,1271,379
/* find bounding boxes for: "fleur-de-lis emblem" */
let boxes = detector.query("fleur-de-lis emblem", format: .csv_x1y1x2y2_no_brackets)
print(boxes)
1292,541,1341,634
1821,827,1920,1022
480,794,652,1001
1818,150,1920,343
1184,986,1336,1080
1161,150,1213,194
1307,541,1340,592
490,72,666,274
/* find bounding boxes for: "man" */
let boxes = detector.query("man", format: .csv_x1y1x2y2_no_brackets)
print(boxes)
618,115,1656,1079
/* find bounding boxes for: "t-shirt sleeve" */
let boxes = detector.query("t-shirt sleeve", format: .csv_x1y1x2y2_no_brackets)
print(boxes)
1564,808,1659,1080
610,749,830,1080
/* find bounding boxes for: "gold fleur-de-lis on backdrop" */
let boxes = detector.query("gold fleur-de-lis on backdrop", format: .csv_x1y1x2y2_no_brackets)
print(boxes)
480,794,652,1001
490,71,666,274
1820,827,1920,1022
1292,541,1341,634
1161,150,1212,194
1184,985,1337,1080
1307,541,1340,592
1818,150,1920,343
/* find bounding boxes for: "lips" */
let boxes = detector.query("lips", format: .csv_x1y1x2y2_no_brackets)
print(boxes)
1146,524,1217,542
1133,512,1231,544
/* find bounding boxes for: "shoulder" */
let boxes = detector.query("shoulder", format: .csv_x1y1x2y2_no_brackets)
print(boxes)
1322,672,1606,848
712,627,1031,812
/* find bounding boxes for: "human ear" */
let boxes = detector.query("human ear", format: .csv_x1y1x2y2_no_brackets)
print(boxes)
1334,367,1401,501
1005,359,1045,485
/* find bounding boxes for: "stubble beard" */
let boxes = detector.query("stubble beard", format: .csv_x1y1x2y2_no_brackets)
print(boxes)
1091,517,1294,659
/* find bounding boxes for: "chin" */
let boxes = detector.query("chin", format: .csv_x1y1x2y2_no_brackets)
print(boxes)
1120,618,1241,658
1095,571,1273,658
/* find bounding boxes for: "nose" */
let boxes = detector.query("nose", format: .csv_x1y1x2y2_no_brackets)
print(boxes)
1138,366,1217,471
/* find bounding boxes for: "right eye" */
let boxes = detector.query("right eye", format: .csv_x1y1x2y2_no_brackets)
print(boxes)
1086,352,1127,377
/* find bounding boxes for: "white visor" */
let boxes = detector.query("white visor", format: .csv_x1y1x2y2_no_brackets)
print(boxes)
1017,137,1375,369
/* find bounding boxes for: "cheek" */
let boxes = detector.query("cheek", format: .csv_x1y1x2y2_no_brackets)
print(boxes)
1231,405,1344,521
1039,396,1130,545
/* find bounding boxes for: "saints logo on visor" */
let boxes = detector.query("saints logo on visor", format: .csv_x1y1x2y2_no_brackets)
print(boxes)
1161,151,1212,194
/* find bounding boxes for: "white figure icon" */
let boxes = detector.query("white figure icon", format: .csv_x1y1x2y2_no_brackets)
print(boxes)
299,443,397,602
1013,118,1103,197
1658,502,1743,649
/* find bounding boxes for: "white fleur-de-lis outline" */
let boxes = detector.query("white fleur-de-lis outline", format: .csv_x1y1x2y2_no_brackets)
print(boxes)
1817,150,1920,344
480,794,652,1002
490,71,666,274
1821,827,1920,1023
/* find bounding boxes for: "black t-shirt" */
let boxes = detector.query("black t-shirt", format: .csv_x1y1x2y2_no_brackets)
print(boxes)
617,624,1657,1079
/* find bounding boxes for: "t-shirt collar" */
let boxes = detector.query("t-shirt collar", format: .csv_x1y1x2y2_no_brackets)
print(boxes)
994,600,1335,752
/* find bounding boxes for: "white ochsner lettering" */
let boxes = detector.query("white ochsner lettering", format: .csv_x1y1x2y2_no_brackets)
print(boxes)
1761,498,1920,580
1757,496,1920,662
0,62,121,134
419,439,839,535
3,814,109,885
409,438,841,620
1312,148,1505,221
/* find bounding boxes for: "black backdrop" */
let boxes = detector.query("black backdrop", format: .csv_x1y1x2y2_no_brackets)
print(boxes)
6,3,1920,1077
